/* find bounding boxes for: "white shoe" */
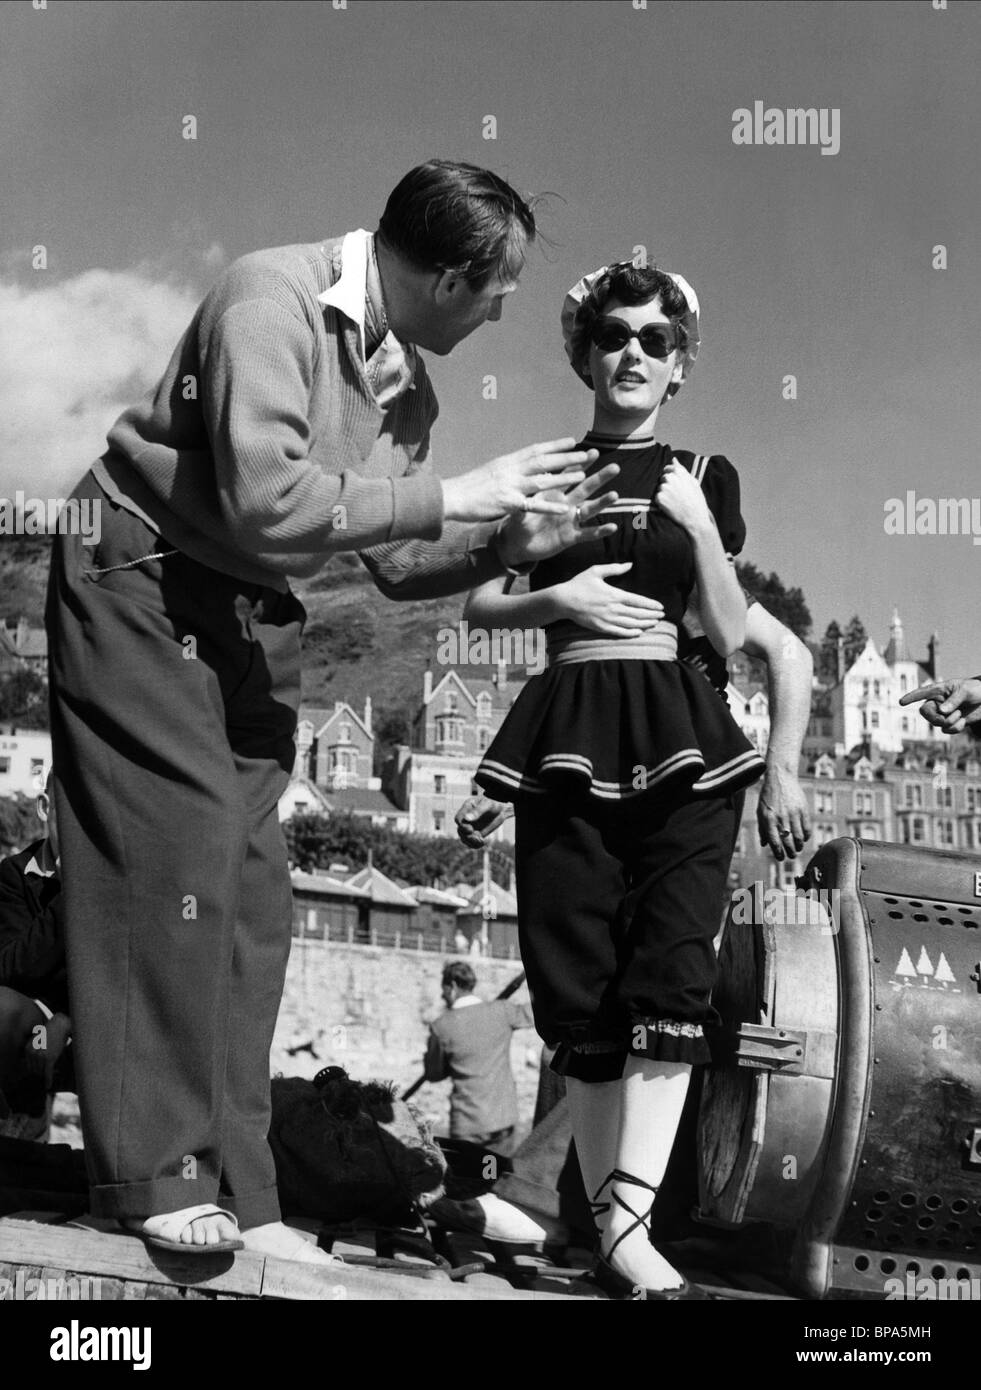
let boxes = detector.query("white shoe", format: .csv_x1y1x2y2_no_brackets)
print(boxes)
238,1221,341,1266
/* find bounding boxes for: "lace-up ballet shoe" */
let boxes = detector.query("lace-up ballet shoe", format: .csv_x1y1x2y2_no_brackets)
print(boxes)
588,1167,716,1300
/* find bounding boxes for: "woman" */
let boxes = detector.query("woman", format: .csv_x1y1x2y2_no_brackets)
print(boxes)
465,260,765,1298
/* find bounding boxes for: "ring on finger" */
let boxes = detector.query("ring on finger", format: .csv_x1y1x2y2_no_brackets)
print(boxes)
574,505,582,525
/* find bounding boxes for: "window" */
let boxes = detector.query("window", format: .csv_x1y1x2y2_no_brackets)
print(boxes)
0,758,9,774
935,785,953,810
938,819,955,847
815,789,834,815
853,790,874,816
901,717,910,733
435,716,464,747
965,822,974,850
903,783,922,809
862,680,869,697
30,757,45,778
816,757,835,779
900,674,908,693
339,722,351,743
815,822,836,845
477,727,491,752
476,693,492,720
870,711,879,729
434,774,446,794
445,692,458,712
433,812,445,833
855,760,873,782
911,817,925,844
966,786,981,813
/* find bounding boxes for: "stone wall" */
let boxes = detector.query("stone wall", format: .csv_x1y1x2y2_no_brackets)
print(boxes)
272,941,541,1139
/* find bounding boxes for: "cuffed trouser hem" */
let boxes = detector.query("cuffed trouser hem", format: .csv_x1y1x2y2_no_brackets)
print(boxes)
219,1183,282,1231
90,1176,220,1222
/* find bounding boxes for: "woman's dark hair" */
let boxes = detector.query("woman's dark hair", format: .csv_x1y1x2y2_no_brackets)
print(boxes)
442,960,477,992
570,261,690,379
378,159,536,290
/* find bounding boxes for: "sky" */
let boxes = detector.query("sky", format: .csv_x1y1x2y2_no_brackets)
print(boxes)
1,0,979,673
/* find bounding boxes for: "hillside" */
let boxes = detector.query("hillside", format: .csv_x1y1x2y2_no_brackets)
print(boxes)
0,535,469,733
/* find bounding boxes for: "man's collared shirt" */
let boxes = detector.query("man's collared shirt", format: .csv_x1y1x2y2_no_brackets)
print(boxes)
317,228,416,407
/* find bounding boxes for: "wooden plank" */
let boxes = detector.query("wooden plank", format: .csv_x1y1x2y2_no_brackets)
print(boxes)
0,1218,265,1297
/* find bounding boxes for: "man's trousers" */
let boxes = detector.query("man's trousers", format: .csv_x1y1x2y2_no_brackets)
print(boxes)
46,472,305,1224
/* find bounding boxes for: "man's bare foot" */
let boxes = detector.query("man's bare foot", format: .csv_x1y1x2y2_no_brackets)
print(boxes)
126,1204,242,1250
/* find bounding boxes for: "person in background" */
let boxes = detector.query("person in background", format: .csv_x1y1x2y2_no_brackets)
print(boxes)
0,775,72,1140
424,961,534,1154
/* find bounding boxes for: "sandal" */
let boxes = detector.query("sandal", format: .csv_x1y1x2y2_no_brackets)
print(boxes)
124,1203,244,1254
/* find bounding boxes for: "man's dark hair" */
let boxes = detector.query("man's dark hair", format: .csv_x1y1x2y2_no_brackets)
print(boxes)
569,261,690,380
442,960,477,993
378,159,536,290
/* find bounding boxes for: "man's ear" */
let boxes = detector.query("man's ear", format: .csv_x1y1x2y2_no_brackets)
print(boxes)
432,270,464,307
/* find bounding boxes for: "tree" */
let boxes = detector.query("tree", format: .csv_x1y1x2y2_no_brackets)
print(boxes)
284,812,513,888
818,620,844,684
0,669,48,727
735,562,812,640
0,796,42,856
843,615,868,670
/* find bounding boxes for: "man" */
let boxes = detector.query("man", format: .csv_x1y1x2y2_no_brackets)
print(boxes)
441,599,813,1243
0,776,72,1140
46,160,616,1261
423,961,533,1152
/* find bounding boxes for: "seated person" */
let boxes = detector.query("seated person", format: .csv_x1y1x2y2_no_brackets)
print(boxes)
0,775,72,1139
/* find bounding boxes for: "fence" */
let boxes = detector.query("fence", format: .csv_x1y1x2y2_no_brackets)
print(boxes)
292,920,520,960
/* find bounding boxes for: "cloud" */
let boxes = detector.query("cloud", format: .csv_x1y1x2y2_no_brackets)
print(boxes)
0,266,204,497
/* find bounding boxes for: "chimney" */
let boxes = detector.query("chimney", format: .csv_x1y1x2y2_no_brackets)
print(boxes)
423,669,433,703
364,694,372,733
836,636,845,684
496,658,507,692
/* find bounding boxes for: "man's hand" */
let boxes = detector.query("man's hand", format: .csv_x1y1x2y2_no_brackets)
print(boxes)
441,439,599,524
757,763,812,861
497,463,621,567
899,677,981,735
455,795,514,848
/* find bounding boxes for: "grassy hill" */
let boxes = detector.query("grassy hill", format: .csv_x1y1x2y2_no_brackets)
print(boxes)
0,535,468,734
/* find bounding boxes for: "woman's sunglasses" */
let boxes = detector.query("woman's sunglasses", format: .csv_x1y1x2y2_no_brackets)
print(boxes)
589,318,681,359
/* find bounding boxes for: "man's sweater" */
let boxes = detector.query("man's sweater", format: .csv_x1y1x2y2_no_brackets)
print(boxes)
91,237,504,597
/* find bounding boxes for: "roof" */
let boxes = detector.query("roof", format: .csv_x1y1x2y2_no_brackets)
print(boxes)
460,879,519,918
325,787,404,817
345,864,418,908
404,884,472,908
282,776,332,813
290,869,369,899
14,628,47,659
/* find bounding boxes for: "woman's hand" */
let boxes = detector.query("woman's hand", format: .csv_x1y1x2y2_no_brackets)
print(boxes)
556,563,665,637
441,438,599,523
654,458,714,537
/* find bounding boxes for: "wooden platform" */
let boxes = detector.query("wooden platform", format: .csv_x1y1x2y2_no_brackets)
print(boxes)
0,1212,806,1301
